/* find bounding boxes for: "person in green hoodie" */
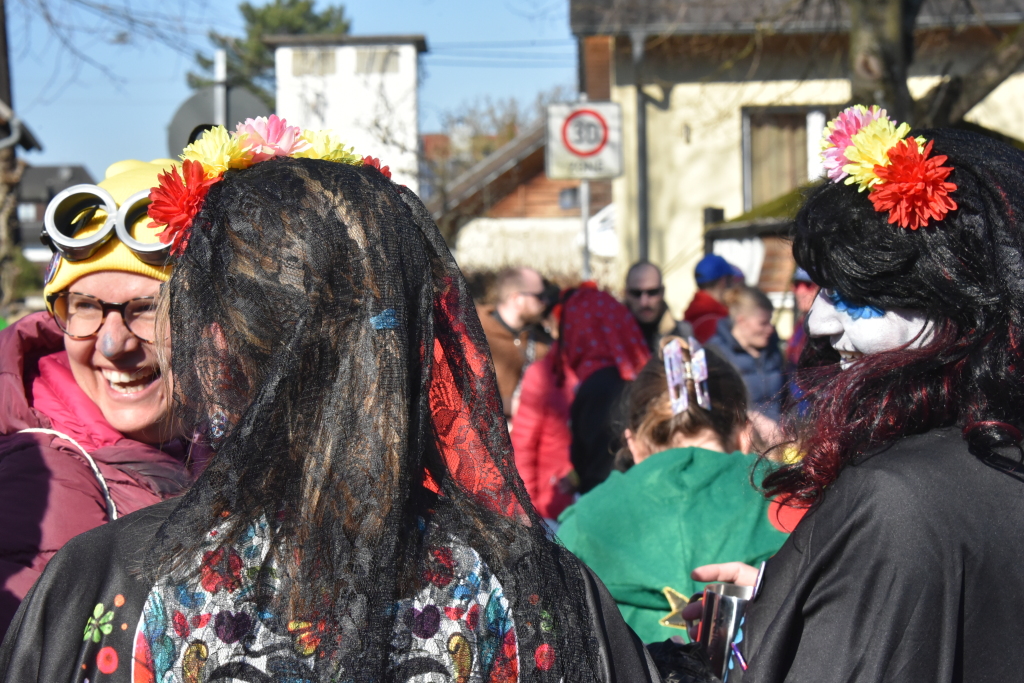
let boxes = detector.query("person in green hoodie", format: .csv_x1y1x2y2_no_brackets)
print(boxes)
557,337,787,643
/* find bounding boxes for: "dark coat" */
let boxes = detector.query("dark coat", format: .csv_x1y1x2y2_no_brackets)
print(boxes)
0,312,196,639
738,428,1024,683
707,317,784,420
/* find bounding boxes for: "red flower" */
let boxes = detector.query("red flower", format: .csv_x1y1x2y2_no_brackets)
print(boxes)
172,610,190,638
96,645,119,674
422,546,455,587
147,160,222,255
362,155,392,180
869,138,957,230
534,643,556,671
199,547,243,594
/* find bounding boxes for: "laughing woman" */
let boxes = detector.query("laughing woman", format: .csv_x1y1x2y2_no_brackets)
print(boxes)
0,160,196,638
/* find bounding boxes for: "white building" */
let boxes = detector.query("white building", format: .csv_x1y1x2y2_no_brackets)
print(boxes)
269,34,427,192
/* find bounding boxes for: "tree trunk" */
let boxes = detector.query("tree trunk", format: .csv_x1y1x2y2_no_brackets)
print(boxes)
847,0,914,122
0,0,20,311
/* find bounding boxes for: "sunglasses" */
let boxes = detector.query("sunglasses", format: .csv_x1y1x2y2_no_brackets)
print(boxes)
627,287,664,298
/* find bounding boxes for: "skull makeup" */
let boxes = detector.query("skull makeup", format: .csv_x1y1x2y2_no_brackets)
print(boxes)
807,289,932,369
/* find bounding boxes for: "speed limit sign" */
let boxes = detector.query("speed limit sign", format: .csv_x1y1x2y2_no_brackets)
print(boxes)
546,101,622,179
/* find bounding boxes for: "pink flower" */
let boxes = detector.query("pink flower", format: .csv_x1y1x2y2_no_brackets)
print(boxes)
821,105,885,182
235,115,310,162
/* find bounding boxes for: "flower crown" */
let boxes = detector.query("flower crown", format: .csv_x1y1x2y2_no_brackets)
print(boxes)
147,115,391,255
820,105,957,230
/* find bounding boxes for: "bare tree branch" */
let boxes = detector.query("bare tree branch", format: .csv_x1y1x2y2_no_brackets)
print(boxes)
915,23,1024,128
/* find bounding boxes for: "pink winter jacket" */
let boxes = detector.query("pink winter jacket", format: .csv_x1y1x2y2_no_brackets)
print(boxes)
0,312,197,637
510,352,576,520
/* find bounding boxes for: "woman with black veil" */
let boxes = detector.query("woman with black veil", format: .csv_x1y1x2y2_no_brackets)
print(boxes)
683,108,1024,682
0,118,659,682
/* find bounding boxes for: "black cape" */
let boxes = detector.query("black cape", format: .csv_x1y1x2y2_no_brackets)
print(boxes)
738,427,1024,683
0,499,660,682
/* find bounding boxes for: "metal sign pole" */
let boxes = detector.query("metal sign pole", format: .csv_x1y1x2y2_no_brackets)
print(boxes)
581,179,591,280
577,93,592,280
214,49,228,127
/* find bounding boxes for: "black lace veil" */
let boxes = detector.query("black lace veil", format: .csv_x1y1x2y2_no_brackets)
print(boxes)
144,157,603,681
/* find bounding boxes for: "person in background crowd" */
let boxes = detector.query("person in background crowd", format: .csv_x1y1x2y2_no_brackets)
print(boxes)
0,160,197,638
558,340,786,643
729,263,746,287
0,128,661,681
684,254,733,343
477,266,552,418
623,261,693,352
708,286,784,421
785,267,819,370
552,285,650,494
683,120,1024,683
511,331,576,525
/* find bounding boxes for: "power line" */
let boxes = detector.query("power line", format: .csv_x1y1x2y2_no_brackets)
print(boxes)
425,60,575,69
429,39,575,48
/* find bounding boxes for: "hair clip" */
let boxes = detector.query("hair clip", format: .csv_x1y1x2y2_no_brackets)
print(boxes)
820,105,957,230
688,337,712,411
663,338,712,415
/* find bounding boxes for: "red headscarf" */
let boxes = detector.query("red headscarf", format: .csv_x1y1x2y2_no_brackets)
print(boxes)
555,285,651,386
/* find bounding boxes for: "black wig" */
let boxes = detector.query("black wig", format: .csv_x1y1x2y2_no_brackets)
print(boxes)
766,128,1024,504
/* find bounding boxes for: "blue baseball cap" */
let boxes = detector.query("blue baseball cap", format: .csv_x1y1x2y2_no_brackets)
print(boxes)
695,254,733,285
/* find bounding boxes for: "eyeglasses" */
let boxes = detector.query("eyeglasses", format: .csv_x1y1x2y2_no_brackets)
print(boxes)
627,287,664,298
46,291,159,343
43,184,171,266
519,290,549,302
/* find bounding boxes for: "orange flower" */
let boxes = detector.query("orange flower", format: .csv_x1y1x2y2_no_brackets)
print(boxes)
147,160,222,255
869,139,957,230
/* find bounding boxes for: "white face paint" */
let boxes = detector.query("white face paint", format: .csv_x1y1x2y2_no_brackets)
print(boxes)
807,289,932,369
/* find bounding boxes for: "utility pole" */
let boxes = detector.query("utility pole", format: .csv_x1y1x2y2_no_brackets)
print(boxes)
214,49,228,127
0,0,23,309
631,31,649,262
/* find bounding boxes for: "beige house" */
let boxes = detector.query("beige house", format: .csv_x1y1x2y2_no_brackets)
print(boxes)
572,0,1024,312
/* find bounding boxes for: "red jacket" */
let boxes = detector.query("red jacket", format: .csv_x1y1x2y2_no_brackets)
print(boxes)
683,290,730,343
0,313,197,636
510,353,576,520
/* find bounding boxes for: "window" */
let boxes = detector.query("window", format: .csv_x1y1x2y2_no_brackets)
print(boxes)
742,106,831,211
17,203,37,223
292,49,336,77
355,47,399,74
559,187,580,210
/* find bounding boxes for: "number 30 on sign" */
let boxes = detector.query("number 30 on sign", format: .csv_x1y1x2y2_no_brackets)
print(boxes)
546,102,623,180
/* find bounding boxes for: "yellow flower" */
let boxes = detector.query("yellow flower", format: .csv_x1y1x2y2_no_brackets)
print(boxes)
294,129,363,164
181,126,254,179
780,445,804,464
842,118,923,191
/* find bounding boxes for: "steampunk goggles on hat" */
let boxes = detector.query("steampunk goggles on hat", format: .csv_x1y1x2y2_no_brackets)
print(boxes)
42,184,170,266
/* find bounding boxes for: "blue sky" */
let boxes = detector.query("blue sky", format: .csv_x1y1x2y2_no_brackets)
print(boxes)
12,0,576,179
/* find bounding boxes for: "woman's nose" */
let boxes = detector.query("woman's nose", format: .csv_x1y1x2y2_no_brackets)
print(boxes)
97,312,140,359
807,293,844,338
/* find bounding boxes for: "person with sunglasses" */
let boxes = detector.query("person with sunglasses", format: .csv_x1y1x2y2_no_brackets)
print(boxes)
623,261,693,353
0,159,198,639
476,266,554,419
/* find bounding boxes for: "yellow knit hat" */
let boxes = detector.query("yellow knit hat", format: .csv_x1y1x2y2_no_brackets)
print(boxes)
44,158,179,307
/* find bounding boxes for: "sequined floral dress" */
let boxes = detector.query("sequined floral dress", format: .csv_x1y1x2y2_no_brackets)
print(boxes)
122,515,519,683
